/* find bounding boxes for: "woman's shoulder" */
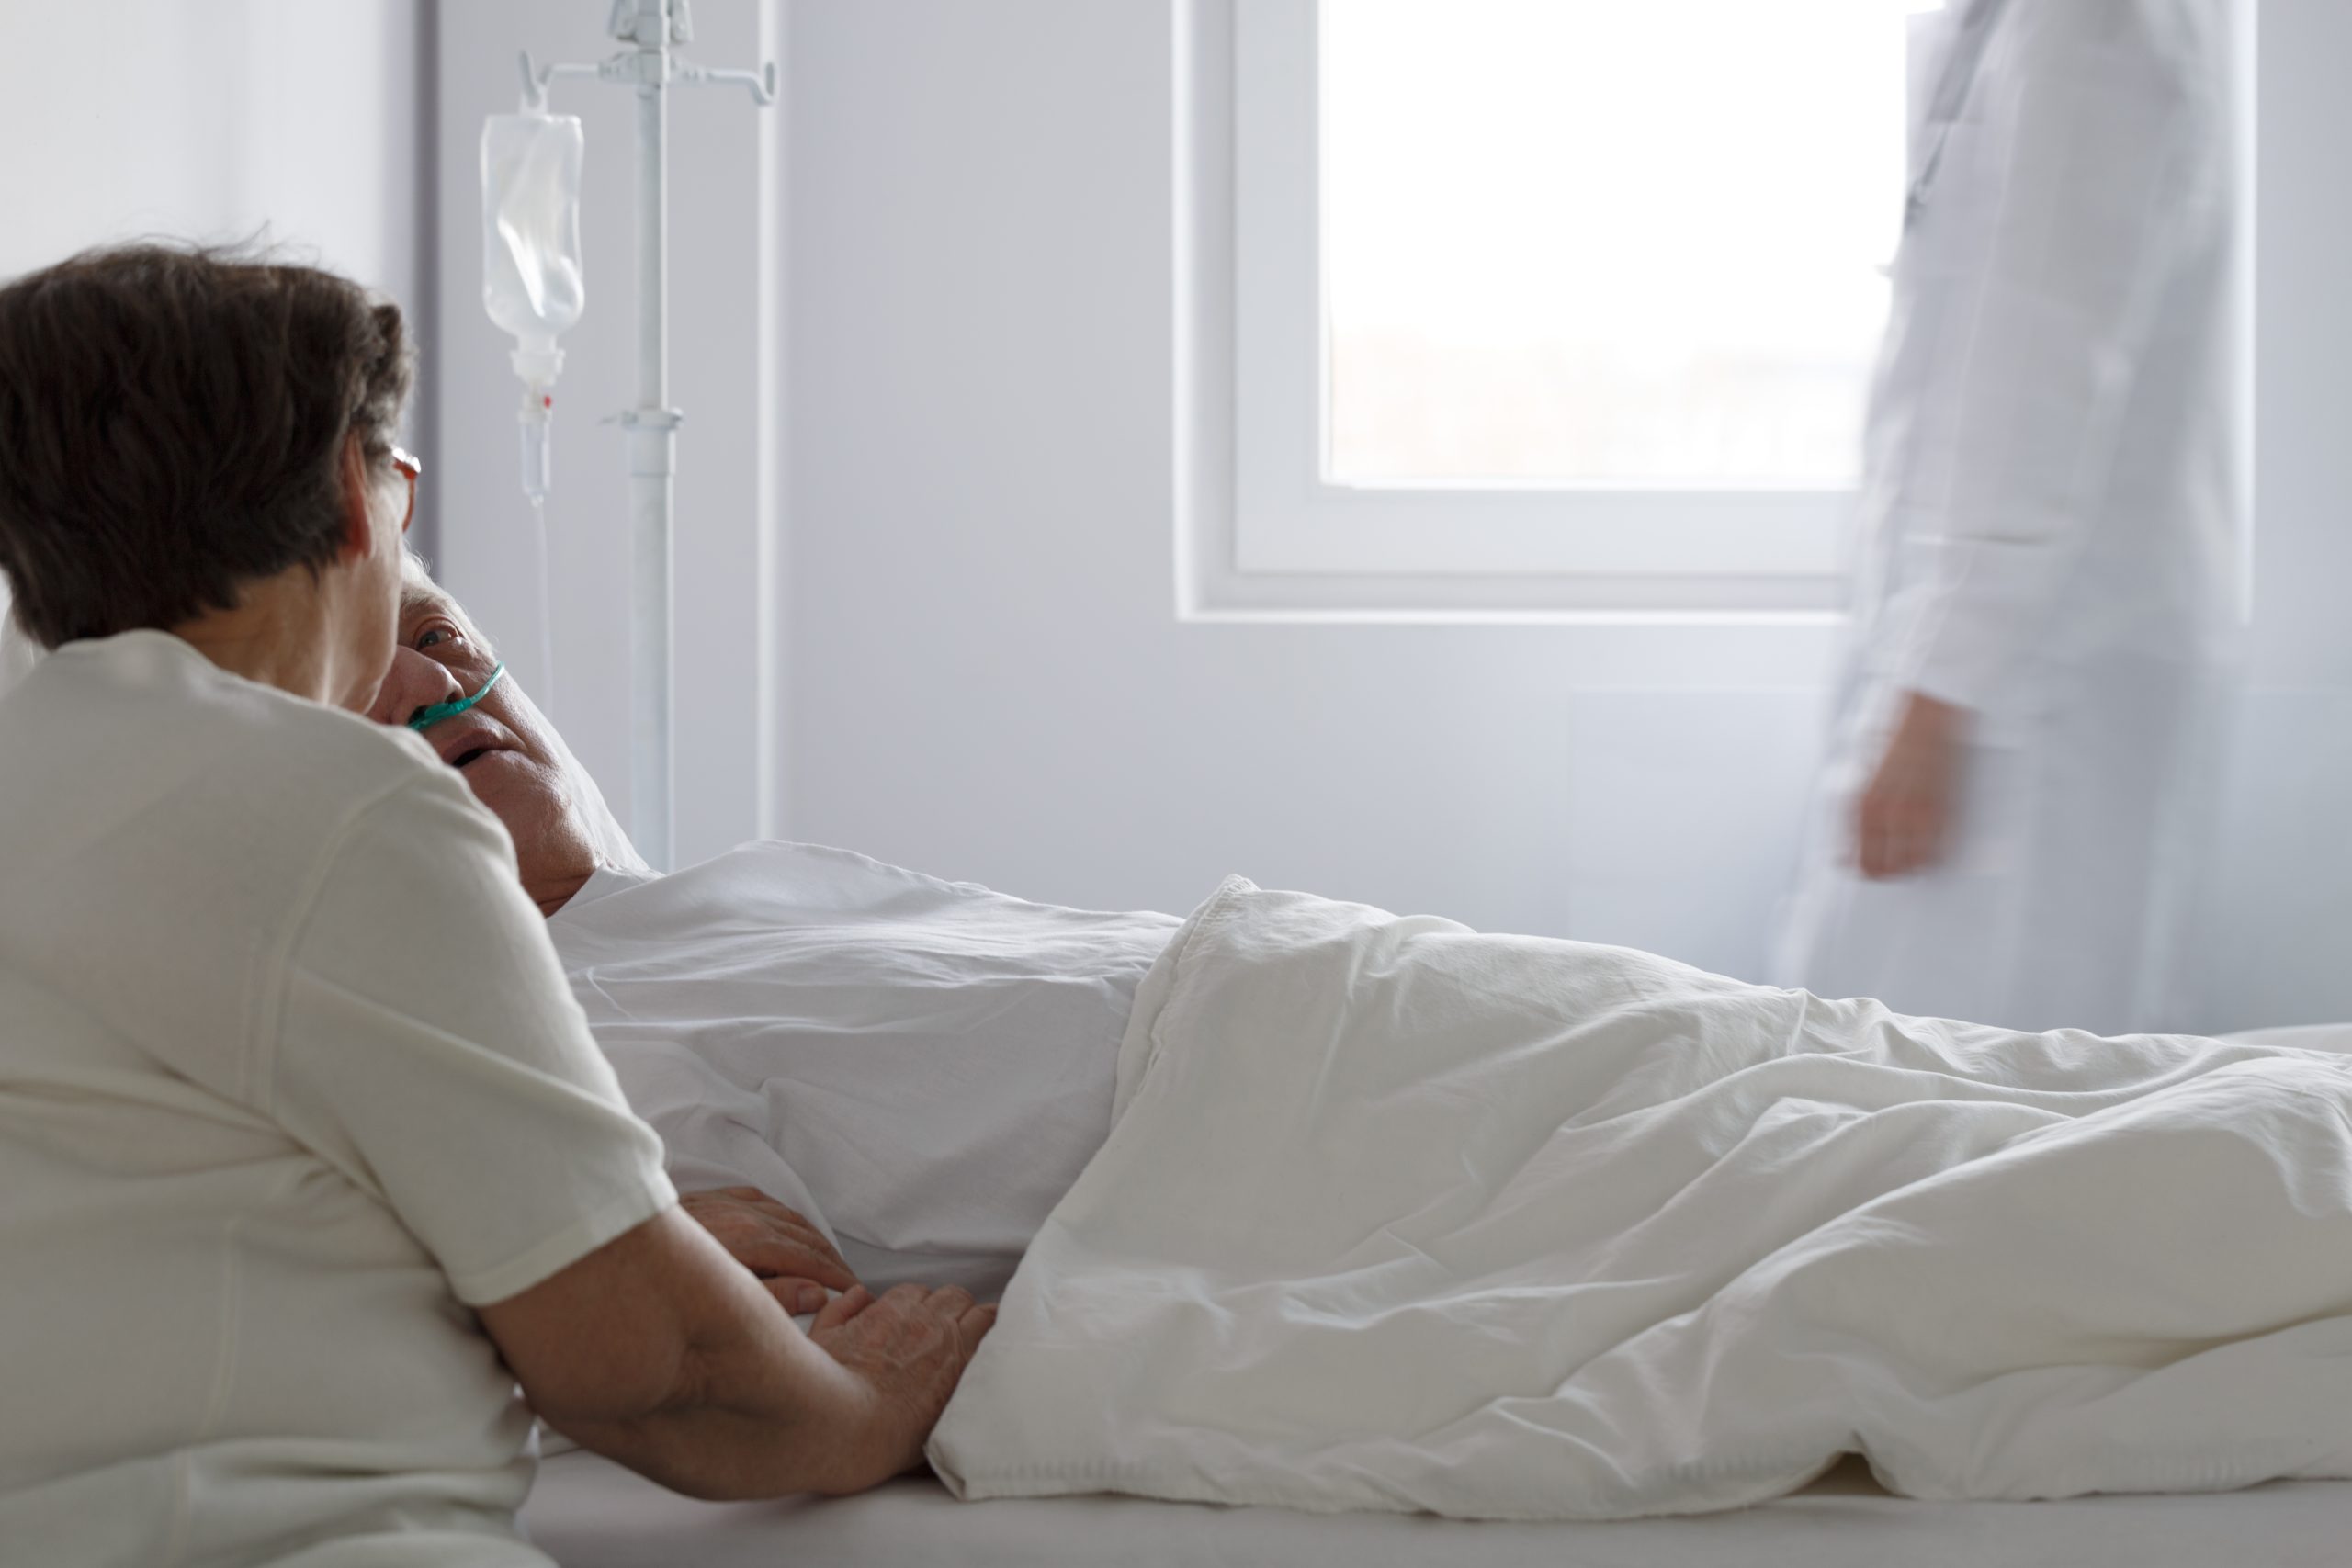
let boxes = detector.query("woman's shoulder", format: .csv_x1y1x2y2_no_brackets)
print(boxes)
0,635,497,1089
0,629,460,877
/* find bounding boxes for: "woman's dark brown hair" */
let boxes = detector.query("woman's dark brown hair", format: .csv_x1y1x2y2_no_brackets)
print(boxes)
0,243,413,649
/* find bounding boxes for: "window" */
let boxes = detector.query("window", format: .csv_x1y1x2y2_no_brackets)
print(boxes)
1326,0,1908,489
1185,0,1929,616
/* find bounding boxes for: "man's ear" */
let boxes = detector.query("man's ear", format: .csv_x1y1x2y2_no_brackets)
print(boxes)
335,434,377,566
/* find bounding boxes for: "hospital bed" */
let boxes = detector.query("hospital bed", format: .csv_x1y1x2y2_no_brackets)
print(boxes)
516,1002,2352,1565
524,1448,2352,1567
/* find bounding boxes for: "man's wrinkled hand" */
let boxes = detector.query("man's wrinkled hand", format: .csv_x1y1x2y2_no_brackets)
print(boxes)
678,1186,858,1312
804,1283,997,1487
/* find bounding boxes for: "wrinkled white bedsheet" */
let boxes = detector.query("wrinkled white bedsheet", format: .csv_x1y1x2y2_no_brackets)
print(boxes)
929,878,2352,1520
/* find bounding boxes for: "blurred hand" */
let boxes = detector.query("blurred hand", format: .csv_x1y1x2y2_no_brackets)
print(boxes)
1853,691,1966,880
799,1283,997,1489
679,1187,858,1313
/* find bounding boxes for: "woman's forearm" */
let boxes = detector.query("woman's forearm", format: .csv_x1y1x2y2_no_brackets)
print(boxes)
548,1303,903,1500
481,1211,963,1502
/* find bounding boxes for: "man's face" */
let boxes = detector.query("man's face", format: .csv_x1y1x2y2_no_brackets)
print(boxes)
368,581,596,897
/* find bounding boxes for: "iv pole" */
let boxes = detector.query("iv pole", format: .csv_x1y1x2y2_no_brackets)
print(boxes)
522,0,776,872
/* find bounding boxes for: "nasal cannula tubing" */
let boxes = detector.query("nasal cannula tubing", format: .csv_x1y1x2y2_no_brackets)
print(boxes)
409,663,509,732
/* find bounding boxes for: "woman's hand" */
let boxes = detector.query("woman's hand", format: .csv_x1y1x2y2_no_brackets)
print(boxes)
1853,690,1967,880
802,1283,997,1488
678,1186,858,1313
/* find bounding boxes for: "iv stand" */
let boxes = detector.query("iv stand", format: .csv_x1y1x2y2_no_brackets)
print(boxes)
522,0,776,872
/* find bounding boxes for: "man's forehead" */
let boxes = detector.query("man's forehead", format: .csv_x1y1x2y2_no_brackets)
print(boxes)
400,582,456,622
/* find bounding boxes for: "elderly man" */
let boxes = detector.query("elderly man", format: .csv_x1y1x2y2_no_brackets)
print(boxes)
368,567,2352,1522
368,559,1178,1302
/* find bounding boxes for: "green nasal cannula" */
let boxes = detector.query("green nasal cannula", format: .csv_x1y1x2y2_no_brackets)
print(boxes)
408,663,507,731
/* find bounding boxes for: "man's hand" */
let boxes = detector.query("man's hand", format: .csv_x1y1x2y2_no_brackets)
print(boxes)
680,1187,858,1313
803,1283,997,1488
1853,691,1967,880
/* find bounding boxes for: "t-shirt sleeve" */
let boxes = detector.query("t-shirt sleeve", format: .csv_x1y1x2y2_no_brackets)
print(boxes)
269,770,675,1306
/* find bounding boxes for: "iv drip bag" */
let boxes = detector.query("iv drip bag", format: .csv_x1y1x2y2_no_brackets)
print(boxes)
482,107,581,722
481,110,584,503
482,112,585,380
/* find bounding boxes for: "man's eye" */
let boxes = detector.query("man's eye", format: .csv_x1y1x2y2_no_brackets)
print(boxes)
416,625,458,652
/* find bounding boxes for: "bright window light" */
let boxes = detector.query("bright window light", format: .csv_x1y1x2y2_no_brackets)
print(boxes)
1322,0,1915,488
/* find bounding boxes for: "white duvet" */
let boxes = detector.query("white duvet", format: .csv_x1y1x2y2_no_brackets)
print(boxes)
927,878,2352,1520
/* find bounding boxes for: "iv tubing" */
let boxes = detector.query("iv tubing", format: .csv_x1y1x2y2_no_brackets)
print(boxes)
532,497,558,720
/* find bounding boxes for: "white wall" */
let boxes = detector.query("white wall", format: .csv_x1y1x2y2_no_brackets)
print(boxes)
0,0,426,299
0,0,431,650
2196,0,2352,1029
781,0,1836,979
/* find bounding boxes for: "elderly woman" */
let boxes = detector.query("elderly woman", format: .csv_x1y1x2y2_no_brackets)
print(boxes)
0,247,989,1566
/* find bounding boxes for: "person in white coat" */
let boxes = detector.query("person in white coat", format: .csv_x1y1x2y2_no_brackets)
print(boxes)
1773,0,2242,1035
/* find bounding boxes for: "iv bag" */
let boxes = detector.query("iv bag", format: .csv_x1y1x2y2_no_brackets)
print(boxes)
481,111,585,386
482,109,582,694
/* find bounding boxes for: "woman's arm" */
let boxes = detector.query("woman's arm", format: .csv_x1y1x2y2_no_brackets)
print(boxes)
479,1204,991,1500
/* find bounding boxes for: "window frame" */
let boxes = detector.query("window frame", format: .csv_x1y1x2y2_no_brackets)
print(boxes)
1183,0,1865,619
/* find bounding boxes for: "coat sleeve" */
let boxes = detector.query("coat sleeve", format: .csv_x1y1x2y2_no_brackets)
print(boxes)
1897,2,2222,714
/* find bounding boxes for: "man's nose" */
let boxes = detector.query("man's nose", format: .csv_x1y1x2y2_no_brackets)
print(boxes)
366,648,466,728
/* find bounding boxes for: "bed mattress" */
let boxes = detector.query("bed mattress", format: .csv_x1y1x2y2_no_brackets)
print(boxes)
522,1450,2352,1568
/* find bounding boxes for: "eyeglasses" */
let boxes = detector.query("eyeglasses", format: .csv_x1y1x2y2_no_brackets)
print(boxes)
389,446,423,533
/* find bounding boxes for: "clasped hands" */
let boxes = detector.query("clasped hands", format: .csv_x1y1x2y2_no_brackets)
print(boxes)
679,1185,996,1427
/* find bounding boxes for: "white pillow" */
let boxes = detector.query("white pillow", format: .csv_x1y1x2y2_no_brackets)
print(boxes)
546,842,1183,1301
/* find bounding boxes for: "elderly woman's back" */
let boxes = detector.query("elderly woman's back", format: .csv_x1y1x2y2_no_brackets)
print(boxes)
0,628,664,1564
0,246,673,1565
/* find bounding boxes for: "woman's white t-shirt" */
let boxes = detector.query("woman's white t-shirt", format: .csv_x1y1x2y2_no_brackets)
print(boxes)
0,632,675,1566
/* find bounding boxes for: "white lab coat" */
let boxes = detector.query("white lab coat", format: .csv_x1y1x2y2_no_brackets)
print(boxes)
1774,0,2241,1035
